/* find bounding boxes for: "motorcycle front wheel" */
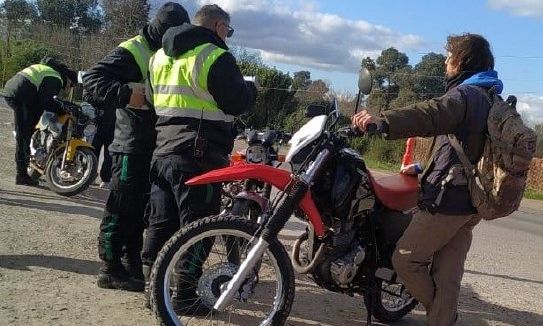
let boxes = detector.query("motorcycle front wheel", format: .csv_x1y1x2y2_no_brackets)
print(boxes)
45,147,97,197
363,279,418,322
150,214,295,326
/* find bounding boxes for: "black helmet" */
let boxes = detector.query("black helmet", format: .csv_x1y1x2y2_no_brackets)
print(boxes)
41,56,78,85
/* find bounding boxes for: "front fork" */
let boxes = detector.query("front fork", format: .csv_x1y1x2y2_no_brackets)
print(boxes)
60,120,73,171
214,149,330,311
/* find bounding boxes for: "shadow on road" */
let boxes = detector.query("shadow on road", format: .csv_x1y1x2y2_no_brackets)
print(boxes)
457,284,543,325
0,254,101,275
466,269,543,286
0,187,107,208
0,196,103,219
283,281,543,325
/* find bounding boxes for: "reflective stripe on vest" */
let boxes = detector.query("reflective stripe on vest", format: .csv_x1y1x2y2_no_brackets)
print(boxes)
19,64,63,89
118,35,153,81
150,43,234,122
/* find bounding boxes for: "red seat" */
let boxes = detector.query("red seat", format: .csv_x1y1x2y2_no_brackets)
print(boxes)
368,172,420,211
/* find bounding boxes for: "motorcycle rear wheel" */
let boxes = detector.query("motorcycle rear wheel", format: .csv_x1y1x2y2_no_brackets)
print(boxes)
45,147,97,197
150,214,295,326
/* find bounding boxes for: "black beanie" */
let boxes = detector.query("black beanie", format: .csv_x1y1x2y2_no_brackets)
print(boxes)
147,2,190,47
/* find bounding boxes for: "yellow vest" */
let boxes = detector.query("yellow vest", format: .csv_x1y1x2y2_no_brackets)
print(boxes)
118,35,153,82
149,43,234,122
19,64,63,89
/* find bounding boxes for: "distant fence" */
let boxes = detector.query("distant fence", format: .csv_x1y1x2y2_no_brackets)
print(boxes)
413,137,543,193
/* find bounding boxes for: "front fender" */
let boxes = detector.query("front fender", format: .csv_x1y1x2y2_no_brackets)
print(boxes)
187,164,326,237
61,139,94,161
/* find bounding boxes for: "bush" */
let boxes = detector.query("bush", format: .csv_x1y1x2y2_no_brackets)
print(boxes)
2,39,56,85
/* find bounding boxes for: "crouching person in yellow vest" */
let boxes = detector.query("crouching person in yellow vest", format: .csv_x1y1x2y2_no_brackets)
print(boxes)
141,4,257,316
2,57,77,185
82,2,190,292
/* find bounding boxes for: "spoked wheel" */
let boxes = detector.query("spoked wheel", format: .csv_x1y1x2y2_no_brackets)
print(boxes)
150,214,295,326
364,279,418,322
45,147,97,196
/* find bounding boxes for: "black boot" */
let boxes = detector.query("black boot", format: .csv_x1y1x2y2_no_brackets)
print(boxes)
97,264,144,292
143,264,152,309
122,255,144,281
15,171,38,186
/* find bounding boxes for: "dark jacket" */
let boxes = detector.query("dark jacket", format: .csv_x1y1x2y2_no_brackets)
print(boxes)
149,24,257,169
381,83,494,215
82,27,158,155
3,73,64,114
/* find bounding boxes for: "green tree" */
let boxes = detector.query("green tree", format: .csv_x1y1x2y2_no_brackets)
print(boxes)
292,70,311,91
233,48,296,130
102,0,150,36
0,0,38,54
367,47,411,112
413,53,446,100
3,39,55,81
36,0,103,33
535,124,543,158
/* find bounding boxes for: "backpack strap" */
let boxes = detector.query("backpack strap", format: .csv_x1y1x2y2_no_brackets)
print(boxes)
447,134,475,179
420,136,437,182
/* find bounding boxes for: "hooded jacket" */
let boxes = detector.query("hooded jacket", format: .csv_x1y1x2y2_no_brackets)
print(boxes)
82,2,190,155
3,59,76,114
150,24,257,168
380,70,504,215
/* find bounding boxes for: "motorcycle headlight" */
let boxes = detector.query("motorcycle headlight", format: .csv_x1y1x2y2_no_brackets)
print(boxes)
83,123,96,137
80,103,96,120
246,145,266,164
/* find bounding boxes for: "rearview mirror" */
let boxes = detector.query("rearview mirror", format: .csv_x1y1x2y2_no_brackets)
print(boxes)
358,68,372,95
305,104,327,118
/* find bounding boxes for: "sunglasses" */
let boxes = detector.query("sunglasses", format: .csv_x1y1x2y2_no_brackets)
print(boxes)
227,26,234,38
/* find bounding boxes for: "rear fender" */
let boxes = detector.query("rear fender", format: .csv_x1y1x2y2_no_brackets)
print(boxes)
187,164,326,236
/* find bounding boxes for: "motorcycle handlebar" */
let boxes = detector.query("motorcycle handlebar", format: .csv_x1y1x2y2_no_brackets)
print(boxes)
339,123,378,137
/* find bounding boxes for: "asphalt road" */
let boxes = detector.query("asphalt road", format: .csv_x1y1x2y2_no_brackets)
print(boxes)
0,102,542,326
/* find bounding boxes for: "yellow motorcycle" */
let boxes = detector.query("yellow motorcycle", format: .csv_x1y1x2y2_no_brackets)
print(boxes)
29,97,99,196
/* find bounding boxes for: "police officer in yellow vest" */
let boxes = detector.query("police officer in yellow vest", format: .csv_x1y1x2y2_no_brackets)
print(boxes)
142,4,257,315
3,57,77,185
82,2,190,292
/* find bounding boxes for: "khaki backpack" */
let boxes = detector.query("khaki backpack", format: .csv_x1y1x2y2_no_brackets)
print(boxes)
448,86,537,220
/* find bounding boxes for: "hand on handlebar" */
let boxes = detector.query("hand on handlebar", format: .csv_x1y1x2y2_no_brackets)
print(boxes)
351,110,383,134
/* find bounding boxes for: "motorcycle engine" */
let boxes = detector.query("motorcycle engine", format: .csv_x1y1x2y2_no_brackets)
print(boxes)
304,148,375,291
30,130,56,168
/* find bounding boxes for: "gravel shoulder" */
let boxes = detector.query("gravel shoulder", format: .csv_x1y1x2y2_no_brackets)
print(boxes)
0,103,542,326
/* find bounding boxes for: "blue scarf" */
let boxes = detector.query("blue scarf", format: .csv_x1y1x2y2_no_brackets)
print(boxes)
460,70,503,94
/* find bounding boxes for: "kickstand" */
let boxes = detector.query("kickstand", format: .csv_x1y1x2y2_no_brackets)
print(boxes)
366,293,373,326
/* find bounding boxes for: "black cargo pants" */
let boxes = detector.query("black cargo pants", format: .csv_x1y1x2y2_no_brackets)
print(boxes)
5,96,43,175
98,153,151,272
141,154,221,294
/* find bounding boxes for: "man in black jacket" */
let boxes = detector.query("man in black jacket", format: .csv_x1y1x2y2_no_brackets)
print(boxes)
142,4,257,315
3,57,77,185
82,2,190,292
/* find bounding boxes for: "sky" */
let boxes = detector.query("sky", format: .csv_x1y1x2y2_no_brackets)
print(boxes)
154,0,543,125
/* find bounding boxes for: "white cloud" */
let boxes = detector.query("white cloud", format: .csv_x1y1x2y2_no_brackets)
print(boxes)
517,94,543,127
154,0,424,73
488,0,543,17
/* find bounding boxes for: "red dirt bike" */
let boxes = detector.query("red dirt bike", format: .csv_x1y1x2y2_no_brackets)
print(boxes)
222,129,290,222
149,69,420,326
